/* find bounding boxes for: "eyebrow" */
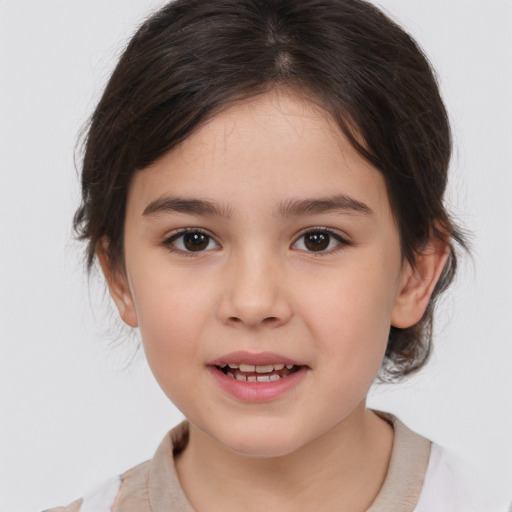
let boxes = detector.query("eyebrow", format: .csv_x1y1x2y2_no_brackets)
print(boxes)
276,195,373,217
143,197,233,218
142,194,372,218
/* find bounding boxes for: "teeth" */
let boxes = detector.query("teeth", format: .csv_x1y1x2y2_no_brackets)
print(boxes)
224,372,286,382
255,364,275,373
220,362,298,380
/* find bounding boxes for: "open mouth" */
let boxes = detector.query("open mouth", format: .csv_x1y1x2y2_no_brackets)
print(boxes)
216,362,301,382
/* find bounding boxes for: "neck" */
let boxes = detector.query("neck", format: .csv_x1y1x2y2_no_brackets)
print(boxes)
175,407,394,512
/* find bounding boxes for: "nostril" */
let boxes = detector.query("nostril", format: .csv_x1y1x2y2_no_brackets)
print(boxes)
226,315,280,327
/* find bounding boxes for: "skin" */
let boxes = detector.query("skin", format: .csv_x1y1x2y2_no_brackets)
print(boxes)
100,89,448,511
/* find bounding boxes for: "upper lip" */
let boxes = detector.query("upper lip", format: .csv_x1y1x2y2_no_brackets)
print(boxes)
208,351,303,367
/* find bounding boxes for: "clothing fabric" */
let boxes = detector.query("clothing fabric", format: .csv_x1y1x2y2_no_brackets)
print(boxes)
43,413,510,512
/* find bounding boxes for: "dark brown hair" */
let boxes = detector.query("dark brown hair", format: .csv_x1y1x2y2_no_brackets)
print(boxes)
74,0,467,380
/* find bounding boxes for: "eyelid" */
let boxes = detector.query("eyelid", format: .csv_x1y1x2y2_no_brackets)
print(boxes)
162,227,221,254
160,226,351,255
291,226,352,254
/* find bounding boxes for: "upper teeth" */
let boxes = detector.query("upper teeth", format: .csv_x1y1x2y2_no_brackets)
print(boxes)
222,363,291,372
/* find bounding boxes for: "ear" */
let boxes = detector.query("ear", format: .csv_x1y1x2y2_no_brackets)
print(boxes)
96,239,138,327
391,234,450,329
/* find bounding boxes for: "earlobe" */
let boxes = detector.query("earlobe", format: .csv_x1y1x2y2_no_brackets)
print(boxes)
391,236,450,329
96,240,139,328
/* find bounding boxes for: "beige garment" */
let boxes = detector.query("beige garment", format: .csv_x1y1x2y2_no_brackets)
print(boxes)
43,499,83,512
45,412,431,512
367,412,431,511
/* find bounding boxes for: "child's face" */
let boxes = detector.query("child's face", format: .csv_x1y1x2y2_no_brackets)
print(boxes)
108,90,414,457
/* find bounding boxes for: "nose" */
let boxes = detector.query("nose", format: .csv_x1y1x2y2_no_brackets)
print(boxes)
216,249,293,329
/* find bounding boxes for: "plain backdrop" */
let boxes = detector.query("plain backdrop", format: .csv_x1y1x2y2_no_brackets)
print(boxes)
1,1,511,510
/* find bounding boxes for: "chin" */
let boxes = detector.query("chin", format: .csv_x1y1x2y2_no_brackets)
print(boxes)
213,422,311,459
223,437,299,459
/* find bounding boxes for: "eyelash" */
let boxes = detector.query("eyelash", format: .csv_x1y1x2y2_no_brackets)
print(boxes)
292,227,352,255
162,227,351,255
163,228,220,256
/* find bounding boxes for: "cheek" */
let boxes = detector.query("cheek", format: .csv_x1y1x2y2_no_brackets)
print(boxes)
307,298,389,410
129,250,211,329
303,261,399,374
128,267,215,380
133,287,210,411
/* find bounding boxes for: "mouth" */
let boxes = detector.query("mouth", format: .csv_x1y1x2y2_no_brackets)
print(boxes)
216,362,302,382
207,352,308,401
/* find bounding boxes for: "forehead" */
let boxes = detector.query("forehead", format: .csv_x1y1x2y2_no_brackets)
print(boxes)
127,90,393,223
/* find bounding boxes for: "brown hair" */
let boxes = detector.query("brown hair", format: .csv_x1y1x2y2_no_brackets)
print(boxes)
74,0,467,380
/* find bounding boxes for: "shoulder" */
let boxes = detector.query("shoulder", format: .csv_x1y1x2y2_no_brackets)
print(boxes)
42,475,122,512
414,443,511,512
42,499,83,512
373,411,511,512
41,424,179,512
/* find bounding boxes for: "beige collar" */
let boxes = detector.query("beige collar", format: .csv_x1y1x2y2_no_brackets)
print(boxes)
367,411,431,511
116,412,431,512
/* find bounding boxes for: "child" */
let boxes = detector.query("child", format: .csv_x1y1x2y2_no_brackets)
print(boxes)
45,0,510,510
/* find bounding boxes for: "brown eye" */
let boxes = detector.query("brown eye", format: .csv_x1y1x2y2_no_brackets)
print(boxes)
167,230,219,252
304,232,330,251
293,229,348,253
183,232,209,251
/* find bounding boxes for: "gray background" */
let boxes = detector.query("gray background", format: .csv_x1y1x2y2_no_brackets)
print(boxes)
1,1,511,510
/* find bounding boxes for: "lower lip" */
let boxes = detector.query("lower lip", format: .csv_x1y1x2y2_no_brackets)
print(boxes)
207,366,308,402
